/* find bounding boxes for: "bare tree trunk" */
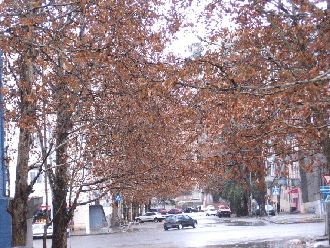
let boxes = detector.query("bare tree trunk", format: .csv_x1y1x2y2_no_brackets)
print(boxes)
7,130,31,246
50,97,73,248
7,53,35,247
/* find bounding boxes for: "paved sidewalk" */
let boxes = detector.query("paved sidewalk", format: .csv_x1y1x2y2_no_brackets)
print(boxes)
262,212,325,224
262,213,329,247
69,221,158,237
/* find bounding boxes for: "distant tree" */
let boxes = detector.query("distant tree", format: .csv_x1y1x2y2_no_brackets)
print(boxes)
221,181,248,216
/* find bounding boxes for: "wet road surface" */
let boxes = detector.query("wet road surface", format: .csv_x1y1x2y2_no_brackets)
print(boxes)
33,214,325,248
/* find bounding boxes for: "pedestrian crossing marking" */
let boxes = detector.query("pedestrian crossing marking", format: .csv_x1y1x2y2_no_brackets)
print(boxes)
325,195,330,202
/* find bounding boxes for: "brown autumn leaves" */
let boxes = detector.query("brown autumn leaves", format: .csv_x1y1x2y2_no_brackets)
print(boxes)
0,0,329,245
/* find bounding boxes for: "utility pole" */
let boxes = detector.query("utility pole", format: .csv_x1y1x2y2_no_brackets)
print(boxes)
0,47,12,247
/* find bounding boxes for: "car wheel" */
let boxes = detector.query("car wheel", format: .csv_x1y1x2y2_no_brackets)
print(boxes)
154,218,158,222
178,224,183,230
164,226,168,231
192,223,196,228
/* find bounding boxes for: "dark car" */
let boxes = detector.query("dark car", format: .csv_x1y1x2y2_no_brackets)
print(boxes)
265,205,276,216
184,207,197,213
164,214,197,230
168,208,182,214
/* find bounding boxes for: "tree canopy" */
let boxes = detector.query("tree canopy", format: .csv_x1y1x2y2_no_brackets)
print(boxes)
1,0,329,247
174,0,329,190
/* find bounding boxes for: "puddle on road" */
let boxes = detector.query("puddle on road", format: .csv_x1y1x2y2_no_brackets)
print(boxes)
224,220,267,226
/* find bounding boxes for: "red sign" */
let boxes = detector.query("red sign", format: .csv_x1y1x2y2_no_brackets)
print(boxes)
323,175,330,185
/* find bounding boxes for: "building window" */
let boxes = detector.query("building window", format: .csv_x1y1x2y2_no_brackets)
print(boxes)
30,170,42,184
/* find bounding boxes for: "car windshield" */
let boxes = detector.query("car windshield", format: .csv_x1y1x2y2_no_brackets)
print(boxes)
33,224,52,230
165,215,176,221
33,224,44,230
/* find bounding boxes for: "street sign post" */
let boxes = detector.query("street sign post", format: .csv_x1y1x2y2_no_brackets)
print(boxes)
0,47,11,248
115,195,122,202
320,186,330,193
320,187,330,203
272,187,280,196
325,195,330,203
323,175,330,185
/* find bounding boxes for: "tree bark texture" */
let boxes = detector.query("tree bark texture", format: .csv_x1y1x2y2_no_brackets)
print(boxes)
8,130,31,247
51,107,73,248
7,56,35,247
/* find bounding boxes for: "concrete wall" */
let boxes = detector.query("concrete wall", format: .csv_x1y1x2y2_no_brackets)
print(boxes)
73,205,87,230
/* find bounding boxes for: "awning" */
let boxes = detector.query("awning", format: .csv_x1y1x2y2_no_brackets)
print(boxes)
40,205,51,211
284,188,299,194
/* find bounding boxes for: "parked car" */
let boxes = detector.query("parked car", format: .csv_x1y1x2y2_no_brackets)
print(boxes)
197,205,208,212
148,208,158,212
184,207,198,213
164,214,197,230
265,204,276,216
135,212,165,223
206,205,217,216
33,223,70,238
168,208,182,214
158,209,168,214
218,205,231,218
32,223,53,238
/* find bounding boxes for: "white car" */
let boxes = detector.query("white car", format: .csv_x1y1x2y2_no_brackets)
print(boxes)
218,206,231,217
32,223,53,238
135,212,165,223
33,223,70,238
206,206,217,216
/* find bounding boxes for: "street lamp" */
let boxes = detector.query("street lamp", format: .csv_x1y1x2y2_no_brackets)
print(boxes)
0,46,11,248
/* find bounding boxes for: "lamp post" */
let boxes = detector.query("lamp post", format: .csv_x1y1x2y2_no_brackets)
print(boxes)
0,47,5,197
0,47,11,247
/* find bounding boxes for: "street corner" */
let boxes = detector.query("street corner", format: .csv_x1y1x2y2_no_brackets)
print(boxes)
307,236,330,248
286,238,329,248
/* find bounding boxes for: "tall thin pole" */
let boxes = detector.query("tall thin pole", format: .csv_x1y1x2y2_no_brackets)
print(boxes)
0,46,11,248
0,47,6,197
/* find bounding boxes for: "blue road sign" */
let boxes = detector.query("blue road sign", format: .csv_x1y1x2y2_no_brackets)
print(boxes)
115,195,122,202
272,188,280,196
320,186,330,193
324,194,330,202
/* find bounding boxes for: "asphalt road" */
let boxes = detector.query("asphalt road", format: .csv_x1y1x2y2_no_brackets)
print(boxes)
33,213,326,248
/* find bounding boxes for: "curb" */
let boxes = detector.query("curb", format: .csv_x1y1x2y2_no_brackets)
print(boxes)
265,217,324,224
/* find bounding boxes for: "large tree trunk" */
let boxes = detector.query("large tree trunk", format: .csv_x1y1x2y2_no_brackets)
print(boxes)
7,130,31,247
7,55,35,247
51,106,72,248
